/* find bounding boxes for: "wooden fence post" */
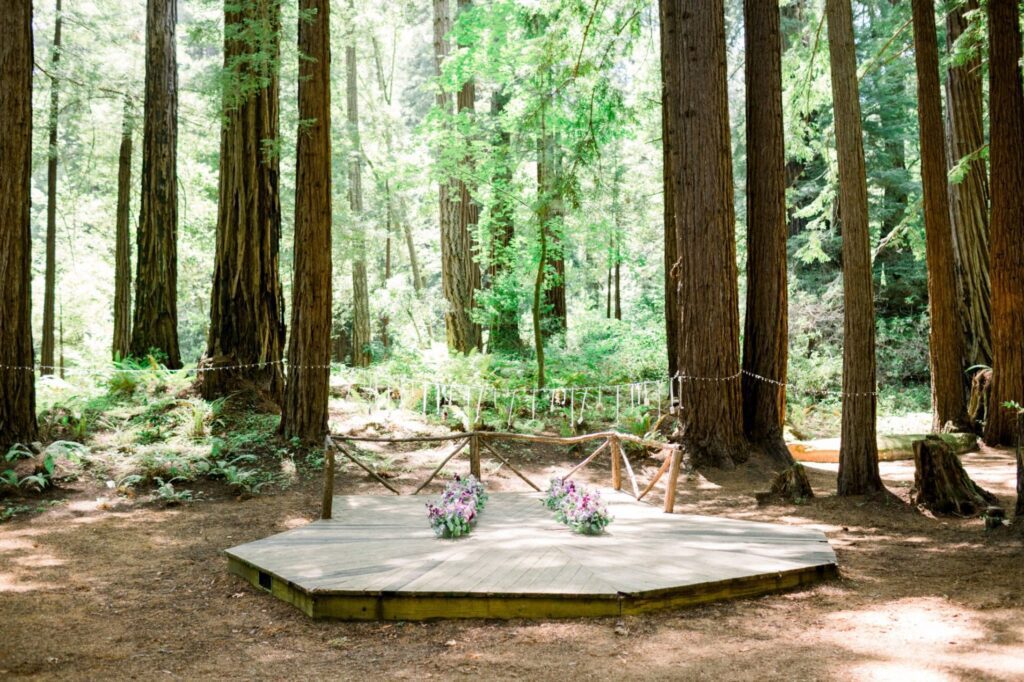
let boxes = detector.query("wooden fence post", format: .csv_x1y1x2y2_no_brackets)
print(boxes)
663,448,683,513
322,436,336,520
470,432,481,479
610,436,622,491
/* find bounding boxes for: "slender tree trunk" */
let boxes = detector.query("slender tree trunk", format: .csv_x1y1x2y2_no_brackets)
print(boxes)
0,0,38,450
541,138,567,336
487,89,521,353
41,0,62,376
400,200,424,294
131,0,181,367
611,162,623,322
533,105,549,388
661,0,746,468
741,0,791,465
435,0,480,353
113,97,134,361
944,0,991,368
606,260,612,319
983,0,1024,447
911,0,970,432
380,180,391,348
614,257,621,321
200,0,286,401
347,21,371,368
280,0,332,442
826,0,883,495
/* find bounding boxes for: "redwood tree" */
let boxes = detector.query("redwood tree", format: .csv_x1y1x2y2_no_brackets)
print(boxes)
741,0,791,464
0,0,38,449
200,0,286,400
661,0,746,468
280,0,333,442
944,0,991,368
131,0,181,368
435,0,481,353
113,97,133,361
41,0,62,376
911,0,969,432
826,0,883,495
983,0,1024,446
346,10,371,368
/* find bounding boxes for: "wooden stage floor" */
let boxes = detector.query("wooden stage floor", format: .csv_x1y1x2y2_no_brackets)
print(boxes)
226,491,837,620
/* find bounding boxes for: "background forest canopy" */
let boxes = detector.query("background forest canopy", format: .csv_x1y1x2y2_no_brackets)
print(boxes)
20,0,1003,436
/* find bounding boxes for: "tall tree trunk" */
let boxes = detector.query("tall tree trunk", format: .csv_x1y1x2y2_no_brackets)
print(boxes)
541,138,567,336
911,0,969,432
944,0,991,368
435,0,480,353
611,161,623,322
200,0,286,401
741,0,791,464
380,180,391,348
113,97,133,362
826,0,883,495
983,0,1024,447
347,19,371,368
487,89,521,353
0,0,38,450
661,0,746,468
660,9,678,379
280,0,332,442
131,0,181,368
41,0,62,376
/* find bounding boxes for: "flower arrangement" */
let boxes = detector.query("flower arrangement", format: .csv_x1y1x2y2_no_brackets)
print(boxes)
426,474,488,538
543,477,613,535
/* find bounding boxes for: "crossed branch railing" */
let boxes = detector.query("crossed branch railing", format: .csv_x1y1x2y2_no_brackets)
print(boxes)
321,430,684,520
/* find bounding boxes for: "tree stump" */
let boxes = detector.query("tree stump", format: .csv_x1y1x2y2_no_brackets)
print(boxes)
967,368,992,432
911,435,997,515
755,463,814,505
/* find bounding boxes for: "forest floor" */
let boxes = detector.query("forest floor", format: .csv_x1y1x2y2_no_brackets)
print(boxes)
1,402,1023,681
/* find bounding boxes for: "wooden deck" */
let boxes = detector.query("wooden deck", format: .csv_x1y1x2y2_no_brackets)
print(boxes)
225,491,837,620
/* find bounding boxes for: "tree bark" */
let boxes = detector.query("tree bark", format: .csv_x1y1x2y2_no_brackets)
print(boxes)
200,0,286,401
435,0,481,353
944,0,991,368
0,0,38,450
983,0,1024,447
486,89,521,353
911,435,997,515
741,0,791,464
542,140,567,336
911,0,969,432
131,0,181,368
661,0,746,468
347,15,371,368
41,0,62,376
280,0,332,442
660,9,678,379
113,97,133,362
826,0,883,495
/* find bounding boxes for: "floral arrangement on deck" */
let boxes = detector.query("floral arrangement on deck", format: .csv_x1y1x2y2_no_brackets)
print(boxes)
543,477,613,535
426,474,488,538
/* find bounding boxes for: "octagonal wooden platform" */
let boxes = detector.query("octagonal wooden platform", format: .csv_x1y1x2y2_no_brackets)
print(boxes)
225,491,837,620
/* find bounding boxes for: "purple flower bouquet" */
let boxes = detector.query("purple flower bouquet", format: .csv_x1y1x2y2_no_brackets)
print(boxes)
426,474,488,538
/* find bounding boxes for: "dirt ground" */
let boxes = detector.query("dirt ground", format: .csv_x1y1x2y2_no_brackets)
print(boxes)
2,412,1023,681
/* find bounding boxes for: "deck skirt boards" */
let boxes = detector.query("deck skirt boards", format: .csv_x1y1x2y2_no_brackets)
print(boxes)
225,491,837,620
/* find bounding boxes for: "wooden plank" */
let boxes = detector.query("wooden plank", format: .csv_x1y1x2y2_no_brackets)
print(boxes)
469,433,481,479
620,445,640,498
562,439,610,480
322,436,336,519
664,449,683,513
610,435,622,490
637,456,671,501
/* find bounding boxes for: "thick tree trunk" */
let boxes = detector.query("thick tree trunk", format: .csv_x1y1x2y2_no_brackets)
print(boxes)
487,89,521,353
347,28,371,368
131,0,181,368
983,0,1024,447
826,0,883,495
435,0,480,353
280,0,333,442
660,17,678,379
0,0,38,450
113,97,133,362
541,142,567,336
911,0,969,432
944,0,991,368
200,0,286,401
741,0,791,465
661,0,746,468
41,0,61,376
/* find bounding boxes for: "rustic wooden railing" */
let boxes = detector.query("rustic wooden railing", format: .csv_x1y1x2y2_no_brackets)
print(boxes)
321,431,684,520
